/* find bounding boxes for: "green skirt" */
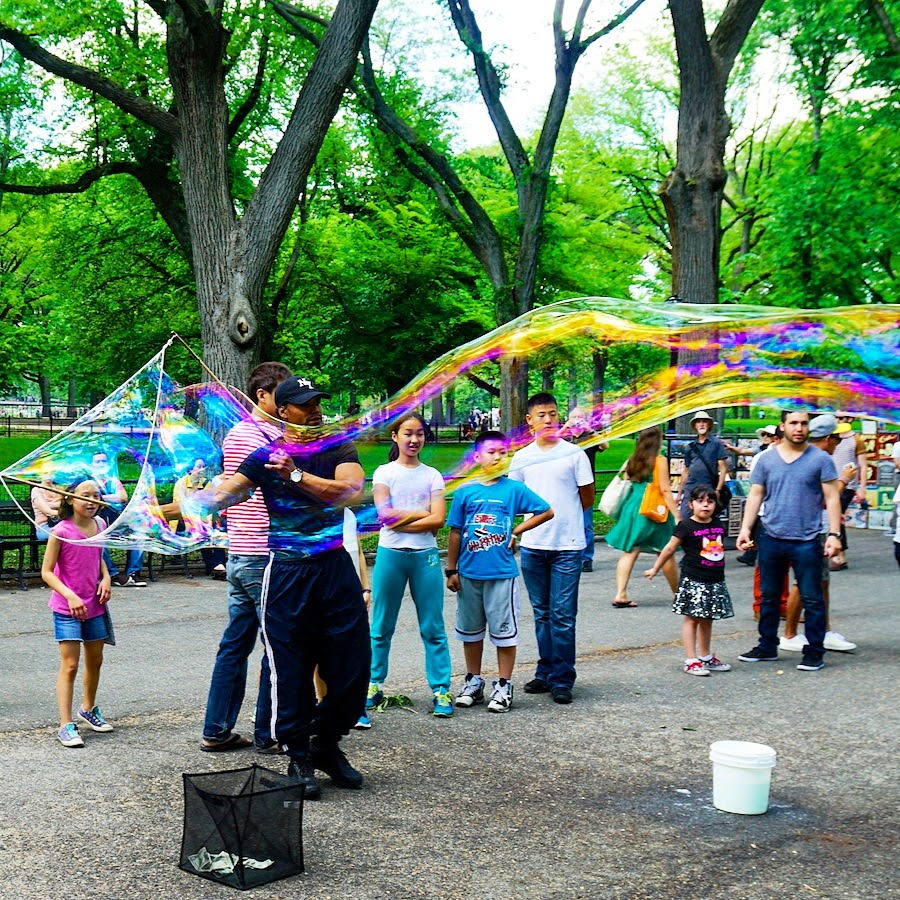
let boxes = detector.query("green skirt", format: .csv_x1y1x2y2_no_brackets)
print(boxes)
605,481,674,554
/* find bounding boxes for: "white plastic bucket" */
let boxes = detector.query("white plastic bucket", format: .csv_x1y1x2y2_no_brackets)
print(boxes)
709,741,777,815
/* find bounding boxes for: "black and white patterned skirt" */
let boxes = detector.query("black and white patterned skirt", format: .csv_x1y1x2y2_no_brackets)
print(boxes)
672,576,734,620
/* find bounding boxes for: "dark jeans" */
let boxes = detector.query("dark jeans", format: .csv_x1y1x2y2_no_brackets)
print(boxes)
519,547,582,689
838,487,855,550
104,547,144,577
261,548,370,759
202,555,272,745
758,531,826,661
582,508,595,564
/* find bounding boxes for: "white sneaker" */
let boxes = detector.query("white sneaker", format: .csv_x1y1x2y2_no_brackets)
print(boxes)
779,633,807,652
824,631,857,652
486,680,513,712
455,675,485,708
683,660,710,676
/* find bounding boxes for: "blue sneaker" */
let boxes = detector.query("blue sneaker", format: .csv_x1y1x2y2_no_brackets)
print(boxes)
366,683,384,710
432,689,455,717
353,714,372,730
58,722,84,747
77,706,114,732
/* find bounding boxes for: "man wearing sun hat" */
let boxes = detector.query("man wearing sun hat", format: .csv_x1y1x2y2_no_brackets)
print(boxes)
829,412,868,571
675,410,729,518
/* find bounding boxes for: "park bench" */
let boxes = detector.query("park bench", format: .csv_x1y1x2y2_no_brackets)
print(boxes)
0,501,41,590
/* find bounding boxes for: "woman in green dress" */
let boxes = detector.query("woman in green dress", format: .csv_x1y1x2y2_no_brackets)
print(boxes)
606,426,680,607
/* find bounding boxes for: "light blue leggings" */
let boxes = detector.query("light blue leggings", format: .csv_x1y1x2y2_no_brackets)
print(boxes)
369,546,451,692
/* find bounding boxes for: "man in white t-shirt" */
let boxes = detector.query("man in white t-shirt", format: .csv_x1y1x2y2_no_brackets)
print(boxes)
509,393,595,704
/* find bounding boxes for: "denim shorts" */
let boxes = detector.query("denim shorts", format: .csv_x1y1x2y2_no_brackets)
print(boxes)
53,611,111,643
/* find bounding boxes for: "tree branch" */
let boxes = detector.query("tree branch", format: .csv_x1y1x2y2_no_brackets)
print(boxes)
446,0,529,180
356,37,509,288
271,1,325,46
710,0,767,79
0,162,137,195
866,0,900,56
0,24,178,136
228,30,270,141
143,0,168,18
465,372,500,397
581,0,649,50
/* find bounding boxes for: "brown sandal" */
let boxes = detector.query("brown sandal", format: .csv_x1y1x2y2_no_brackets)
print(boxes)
200,733,253,752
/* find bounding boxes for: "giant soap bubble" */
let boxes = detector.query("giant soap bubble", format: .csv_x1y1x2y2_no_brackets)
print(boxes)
2,298,898,553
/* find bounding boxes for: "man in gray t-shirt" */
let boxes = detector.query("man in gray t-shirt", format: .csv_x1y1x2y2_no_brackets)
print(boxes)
736,410,842,671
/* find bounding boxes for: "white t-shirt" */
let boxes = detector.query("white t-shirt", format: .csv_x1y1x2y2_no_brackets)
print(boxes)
892,440,900,466
509,438,593,550
343,508,362,581
372,461,445,550
893,485,900,545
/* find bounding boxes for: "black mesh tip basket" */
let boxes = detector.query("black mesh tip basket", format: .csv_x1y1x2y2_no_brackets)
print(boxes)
179,764,305,890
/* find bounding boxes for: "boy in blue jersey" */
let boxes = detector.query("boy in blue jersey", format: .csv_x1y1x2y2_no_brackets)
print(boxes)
445,432,554,712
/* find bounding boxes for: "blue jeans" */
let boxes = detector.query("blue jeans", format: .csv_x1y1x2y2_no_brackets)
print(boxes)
757,531,826,661
104,548,144,577
370,546,451,692
582,508,595,563
202,555,272,745
519,548,582,689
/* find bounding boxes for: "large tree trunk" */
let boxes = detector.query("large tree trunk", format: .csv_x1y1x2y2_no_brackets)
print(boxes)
38,374,51,418
500,357,528,435
430,392,445,426
662,0,764,428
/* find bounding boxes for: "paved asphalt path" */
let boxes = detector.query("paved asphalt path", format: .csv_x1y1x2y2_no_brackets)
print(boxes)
0,529,897,898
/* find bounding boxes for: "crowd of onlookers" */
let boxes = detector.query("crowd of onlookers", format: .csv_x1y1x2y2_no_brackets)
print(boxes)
31,364,899,803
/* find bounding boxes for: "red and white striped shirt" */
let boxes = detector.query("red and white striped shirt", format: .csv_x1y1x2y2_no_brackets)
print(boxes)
222,418,283,554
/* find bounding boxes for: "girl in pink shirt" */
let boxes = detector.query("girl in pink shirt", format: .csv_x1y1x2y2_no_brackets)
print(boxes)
41,479,114,748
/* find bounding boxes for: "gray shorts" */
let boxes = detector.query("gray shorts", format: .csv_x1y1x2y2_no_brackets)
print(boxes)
455,576,520,648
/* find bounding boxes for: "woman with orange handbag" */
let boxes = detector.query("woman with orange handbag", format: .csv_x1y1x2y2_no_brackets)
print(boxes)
605,427,680,607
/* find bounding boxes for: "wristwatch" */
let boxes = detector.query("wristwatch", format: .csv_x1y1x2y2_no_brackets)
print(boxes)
289,468,304,484
826,532,841,538
444,568,458,577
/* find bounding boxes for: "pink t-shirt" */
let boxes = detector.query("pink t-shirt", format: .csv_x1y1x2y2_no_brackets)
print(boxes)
48,518,107,619
222,417,283,554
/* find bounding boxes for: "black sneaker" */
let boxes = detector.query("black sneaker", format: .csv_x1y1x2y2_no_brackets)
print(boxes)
582,560,593,573
310,739,364,789
735,554,756,566
738,647,779,662
551,686,573,705
797,656,825,671
524,678,550,694
287,757,321,800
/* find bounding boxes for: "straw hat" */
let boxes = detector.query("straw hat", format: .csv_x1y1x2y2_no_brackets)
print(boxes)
690,410,714,427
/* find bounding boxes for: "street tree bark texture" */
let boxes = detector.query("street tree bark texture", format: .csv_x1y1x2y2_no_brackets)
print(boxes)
0,0,379,389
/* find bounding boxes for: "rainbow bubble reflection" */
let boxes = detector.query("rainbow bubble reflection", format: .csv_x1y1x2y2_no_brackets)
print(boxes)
2,299,897,553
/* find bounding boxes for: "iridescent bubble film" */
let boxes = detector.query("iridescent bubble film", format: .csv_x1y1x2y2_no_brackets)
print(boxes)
2,300,897,553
